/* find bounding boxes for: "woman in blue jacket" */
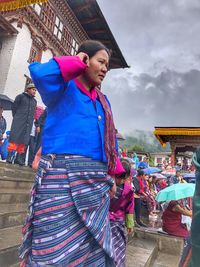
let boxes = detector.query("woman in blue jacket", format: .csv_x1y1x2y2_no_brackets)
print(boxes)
20,40,122,267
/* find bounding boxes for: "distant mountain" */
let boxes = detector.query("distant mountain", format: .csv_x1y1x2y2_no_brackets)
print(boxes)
119,129,171,152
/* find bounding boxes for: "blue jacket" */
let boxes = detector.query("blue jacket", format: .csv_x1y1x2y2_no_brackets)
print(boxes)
29,59,113,162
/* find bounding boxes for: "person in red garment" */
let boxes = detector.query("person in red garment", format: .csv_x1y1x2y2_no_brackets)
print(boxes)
162,200,192,238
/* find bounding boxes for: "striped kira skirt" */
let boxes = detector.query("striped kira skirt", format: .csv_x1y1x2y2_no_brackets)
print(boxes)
110,221,126,267
19,154,115,267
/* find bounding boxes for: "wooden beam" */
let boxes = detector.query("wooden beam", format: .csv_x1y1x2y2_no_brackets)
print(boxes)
80,17,99,25
87,29,105,35
73,3,91,13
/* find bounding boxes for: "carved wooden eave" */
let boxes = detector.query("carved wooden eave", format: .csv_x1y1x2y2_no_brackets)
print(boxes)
0,13,18,36
2,1,87,57
154,127,200,148
3,8,59,56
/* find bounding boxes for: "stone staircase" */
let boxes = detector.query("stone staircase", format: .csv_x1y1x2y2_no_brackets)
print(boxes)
126,228,184,267
0,162,34,267
0,162,184,267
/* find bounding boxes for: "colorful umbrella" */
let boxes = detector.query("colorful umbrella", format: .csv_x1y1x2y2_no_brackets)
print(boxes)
162,168,176,176
143,167,161,175
156,183,195,202
0,0,48,11
183,173,195,179
151,173,166,179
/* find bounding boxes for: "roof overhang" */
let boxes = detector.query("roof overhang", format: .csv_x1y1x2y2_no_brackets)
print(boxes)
154,127,200,147
67,0,129,69
0,14,18,37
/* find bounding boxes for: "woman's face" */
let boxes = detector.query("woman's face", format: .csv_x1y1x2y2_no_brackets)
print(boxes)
85,49,109,87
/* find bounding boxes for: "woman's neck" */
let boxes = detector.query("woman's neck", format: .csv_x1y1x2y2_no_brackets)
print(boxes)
77,76,93,91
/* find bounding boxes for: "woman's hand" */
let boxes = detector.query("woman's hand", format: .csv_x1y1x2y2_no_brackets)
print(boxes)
127,227,134,234
77,52,89,67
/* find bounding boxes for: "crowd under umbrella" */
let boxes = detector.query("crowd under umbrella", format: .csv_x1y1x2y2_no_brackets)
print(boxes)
162,168,176,176
151,173,167,179
0,94,13,110
183,172,196,183
143,167,161,175
156,183,195,202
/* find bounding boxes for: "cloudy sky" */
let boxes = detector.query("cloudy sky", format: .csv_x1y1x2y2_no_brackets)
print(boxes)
97,0,200,134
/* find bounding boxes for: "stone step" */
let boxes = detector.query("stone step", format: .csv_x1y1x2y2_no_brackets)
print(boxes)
0,189,30,204
10,263,20,267
135,228,184,256
0,176,33,190
0,226,21,267
151,252,180,267
0,204,28,229
0,166,35,181
0,161,34,172
126,237,157,267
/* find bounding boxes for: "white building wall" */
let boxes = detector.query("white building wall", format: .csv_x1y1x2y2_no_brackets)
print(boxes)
41,49,53,63
2,22,43,131
0,35,17,94
4,22,32,98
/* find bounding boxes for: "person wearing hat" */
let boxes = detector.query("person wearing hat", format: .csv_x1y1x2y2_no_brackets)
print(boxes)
0,107,6,143
6,83,37,165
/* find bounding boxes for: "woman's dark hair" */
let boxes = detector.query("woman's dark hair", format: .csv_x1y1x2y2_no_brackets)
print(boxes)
137,169,144,176
116,159,131,179
77,40,111,58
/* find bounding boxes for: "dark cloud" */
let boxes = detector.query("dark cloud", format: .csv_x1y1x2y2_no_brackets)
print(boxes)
103,68,200,132
97,0,200,133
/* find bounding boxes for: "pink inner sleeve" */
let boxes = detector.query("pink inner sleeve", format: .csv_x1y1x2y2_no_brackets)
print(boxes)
54,56,87,82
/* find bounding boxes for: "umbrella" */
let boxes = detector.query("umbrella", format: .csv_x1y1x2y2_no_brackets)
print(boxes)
0,94,13,110
183,173,195,179
156,183,195,202
151,173,167,179
162,168,176,176
143,167,161,175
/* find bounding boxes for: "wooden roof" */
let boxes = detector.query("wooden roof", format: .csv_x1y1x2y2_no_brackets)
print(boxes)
154,127,200,147
0,14,18,36
67,0,129,69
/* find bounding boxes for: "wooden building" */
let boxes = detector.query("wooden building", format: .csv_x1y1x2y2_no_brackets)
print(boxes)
154,127,200,166
0,0,128,127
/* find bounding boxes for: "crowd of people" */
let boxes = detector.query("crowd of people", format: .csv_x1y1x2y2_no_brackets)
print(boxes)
0,40,196,266
0,84,47,167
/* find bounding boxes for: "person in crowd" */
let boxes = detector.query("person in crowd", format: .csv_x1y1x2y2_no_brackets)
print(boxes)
109,158,134,267
162,200,192,238
143,174,157,216
19,40,124,267
0,107,6,144
133,169,147,227
188,148,200,266
182,157,188,171
6,83,37,165
121,148,127,157
0,130,10,160
172,170,182,184
20,106,46,167
34,108,47,156
138,156,149,169
132,152,139,169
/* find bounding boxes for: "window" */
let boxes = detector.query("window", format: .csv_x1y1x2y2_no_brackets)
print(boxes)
28,45,42,63
41,3,55,32
54,16,63,41
71,38,78,55
62,27,72,53
32,3,42,15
